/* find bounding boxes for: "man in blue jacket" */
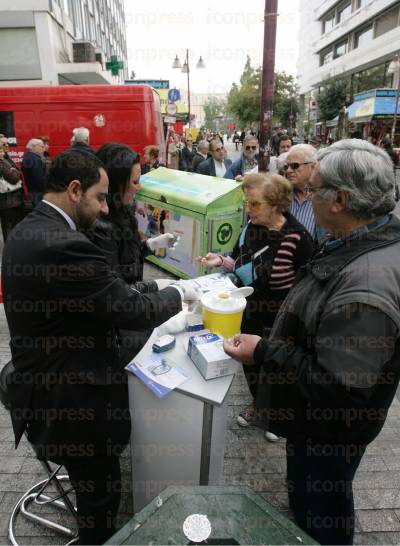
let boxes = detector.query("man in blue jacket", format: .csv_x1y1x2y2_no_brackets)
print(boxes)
224,135,259,181
21,138,46,207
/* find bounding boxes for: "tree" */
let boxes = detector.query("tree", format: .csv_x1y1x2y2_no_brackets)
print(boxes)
317,79,347,122
203,96,226,130
226,56,299,129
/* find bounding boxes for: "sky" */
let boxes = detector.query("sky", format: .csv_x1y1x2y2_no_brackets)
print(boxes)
123,0,300,95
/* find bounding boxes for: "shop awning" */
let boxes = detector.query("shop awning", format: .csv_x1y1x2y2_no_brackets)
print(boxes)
347,88,400,122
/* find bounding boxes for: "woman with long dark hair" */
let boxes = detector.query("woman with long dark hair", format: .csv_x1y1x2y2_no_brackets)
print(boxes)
89,143,177,363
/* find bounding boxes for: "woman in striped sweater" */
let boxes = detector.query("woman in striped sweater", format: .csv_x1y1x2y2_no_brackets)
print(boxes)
199,173,314,440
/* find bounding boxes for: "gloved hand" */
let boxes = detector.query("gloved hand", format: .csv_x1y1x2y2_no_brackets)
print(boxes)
147,233,179,251
170,280,202,309
155,278,175,290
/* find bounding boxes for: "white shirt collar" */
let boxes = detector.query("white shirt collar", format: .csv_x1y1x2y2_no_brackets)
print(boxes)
42,200,77,231
213,159,227,178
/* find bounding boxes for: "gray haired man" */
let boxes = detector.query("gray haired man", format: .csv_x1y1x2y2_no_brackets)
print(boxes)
71,126,95,154
224,139,400,545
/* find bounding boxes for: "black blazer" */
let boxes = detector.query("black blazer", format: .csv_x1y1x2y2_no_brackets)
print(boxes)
196,157,232,177
2,202,182,459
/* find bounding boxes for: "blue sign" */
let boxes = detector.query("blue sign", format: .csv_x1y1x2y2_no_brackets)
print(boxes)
125,80,169,89
168,88,181,102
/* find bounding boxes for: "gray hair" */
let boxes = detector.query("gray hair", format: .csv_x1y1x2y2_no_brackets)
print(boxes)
288,143,318,163
72,127,90,144
197,140,209,153
317,139,395,219
26,138,44,150
243,134,258,145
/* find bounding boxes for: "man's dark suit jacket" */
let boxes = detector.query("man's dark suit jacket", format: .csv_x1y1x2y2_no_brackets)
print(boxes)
21,151,46,193
2,202,182,460
196,157,232,177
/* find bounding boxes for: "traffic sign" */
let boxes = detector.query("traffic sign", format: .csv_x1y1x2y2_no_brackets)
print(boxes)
166,103,178,115
168,88,181,102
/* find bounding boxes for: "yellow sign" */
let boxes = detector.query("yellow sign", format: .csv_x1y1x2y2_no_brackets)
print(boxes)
185,128,200,142
157,89,187,114
355,98,374,118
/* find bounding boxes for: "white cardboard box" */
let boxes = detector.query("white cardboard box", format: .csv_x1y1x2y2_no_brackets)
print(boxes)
187,332,239,380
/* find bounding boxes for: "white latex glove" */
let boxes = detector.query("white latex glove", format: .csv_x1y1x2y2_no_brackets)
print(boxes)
155,278,175,290
170,281,202,309
147,233,178,251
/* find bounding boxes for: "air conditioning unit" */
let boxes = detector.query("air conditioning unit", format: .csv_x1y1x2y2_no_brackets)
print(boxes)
73,42,96,63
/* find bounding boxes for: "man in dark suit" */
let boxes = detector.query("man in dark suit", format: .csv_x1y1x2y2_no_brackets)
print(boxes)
2,149,198,545
192,140,210,173
197,139,232,177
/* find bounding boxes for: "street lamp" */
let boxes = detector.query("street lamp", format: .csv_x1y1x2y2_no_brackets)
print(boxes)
172,50,205,127
388,53,400,146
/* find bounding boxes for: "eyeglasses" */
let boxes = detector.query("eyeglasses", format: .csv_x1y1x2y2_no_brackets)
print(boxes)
245,146,257,151
244,199,269,210
283,162,314,171
213,147,224,152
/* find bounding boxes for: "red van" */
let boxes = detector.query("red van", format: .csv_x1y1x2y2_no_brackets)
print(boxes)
0,84,165,164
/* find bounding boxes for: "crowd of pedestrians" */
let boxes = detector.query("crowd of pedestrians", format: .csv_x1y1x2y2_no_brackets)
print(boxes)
1,123,400,546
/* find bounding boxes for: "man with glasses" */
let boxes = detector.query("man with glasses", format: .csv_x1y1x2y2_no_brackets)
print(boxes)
197,139,232,178
224,135,259,181
224,139,400,545
284,144,318,239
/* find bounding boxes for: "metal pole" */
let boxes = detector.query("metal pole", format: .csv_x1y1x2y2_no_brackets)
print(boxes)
186,49,191,128
391,54,400,146
258,0,279,172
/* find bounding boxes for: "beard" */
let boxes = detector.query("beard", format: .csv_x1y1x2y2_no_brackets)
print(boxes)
74,201,98,234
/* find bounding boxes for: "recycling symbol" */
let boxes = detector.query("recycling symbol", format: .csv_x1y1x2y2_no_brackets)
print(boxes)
217,223,233,245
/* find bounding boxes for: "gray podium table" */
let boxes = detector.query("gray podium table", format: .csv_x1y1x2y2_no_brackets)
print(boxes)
127,327,236,512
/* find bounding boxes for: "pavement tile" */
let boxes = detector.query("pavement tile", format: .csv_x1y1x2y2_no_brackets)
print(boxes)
354,531,395,544
358,455,388,472
357,509,400,532
0,456,24,474
355,489,400,510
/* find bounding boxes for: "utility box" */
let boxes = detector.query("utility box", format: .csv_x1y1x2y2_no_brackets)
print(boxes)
135,168,244,279
105,486,318,545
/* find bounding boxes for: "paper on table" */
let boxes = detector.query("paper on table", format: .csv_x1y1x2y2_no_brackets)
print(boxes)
126,354,189,399
192,273,236,293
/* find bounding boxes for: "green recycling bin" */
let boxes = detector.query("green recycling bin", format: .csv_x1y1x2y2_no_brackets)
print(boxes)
105,486,318,545
135,168,245,279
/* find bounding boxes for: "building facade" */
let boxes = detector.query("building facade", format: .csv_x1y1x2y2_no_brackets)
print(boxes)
0,0,127,86
297,0,400,136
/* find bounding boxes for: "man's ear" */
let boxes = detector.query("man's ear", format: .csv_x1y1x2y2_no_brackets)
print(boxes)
67,180,82,204
331,190,347,212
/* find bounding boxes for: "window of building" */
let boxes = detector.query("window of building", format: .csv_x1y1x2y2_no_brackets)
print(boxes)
334,40,348,58
320,49,333,66
355,0,368,9
375,5,400,38
337,1,352,24
323,12,335,33
355,25,373,48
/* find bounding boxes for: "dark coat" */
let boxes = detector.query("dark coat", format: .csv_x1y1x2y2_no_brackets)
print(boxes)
2,202,182,459
196,157,232,177
192,152,209,173
181,146,196,171
0,158,23,210
254,214,400,446
21,151,46,193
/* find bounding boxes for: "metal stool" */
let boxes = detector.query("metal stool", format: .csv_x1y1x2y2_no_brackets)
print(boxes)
0,361,79,545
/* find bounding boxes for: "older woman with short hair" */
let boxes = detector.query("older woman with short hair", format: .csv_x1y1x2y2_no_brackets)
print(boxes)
199,173,314,439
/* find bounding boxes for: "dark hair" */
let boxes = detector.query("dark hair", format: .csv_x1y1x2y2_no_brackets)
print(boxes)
45,149,104,193
96,142,140,223
277,134,293,153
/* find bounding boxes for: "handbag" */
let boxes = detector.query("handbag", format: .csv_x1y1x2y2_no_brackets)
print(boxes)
0,176,22,194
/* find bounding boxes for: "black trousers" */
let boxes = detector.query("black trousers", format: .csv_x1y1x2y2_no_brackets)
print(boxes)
286,439,365,545
61,455,122,545
0,206,24,242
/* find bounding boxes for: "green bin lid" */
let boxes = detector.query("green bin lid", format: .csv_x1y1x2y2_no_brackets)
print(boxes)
137,168,243,214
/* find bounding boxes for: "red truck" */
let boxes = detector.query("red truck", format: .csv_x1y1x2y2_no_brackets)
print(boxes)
0,84,166,164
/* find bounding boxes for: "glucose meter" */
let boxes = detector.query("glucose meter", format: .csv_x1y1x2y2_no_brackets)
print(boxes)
152,335,176,353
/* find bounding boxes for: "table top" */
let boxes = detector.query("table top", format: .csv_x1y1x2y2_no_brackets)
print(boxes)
128,324,236,406
105,486,318,545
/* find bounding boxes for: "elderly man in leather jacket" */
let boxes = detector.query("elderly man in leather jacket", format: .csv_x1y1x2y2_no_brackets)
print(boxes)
224,139,400,546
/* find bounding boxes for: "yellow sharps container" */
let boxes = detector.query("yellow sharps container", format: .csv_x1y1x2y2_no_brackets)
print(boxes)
201,290,248,339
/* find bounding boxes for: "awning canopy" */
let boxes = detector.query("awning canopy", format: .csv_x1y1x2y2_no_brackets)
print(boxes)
347,88,400,122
